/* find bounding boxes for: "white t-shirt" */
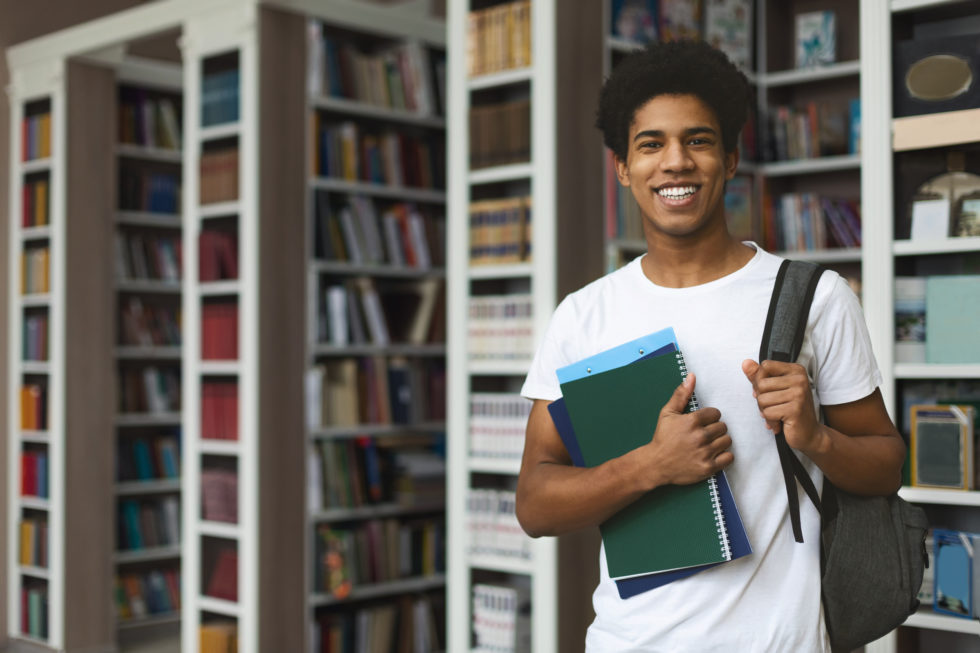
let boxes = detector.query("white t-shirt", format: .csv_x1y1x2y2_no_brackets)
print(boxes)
520,244,882,652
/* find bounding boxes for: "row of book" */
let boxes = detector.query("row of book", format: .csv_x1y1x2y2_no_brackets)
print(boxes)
118,87,182,150
309,438,445,512
200,621,238,653
319,277,443,347
467,294,534,362
201,467,238,524
21,450,49,498
467,1,531,77
469,392,530,461
21,247,50,295
202,301,238,360
312,517,444,594
199,229,239,282
762,194,862,253
115,231,181,282
469,99,530,171
21,178,49,228
119,366,181,415
312,593,444,653
19,585,48,640
467,488,531,561
118,297,181,347
201,68,240,128
312,118,444,192
307,357,446,428
314,193,442,269
117,496,180,551
895,276,980,365
764,99,859,162
21,111,51,161
20,383,47,431
19,518,48,567
469,196,533,266
119,167,181,214
308,26,443,117
199,147,239,205
202,380,239,441
472,581,531,653
117,433,180,483
115,567,181,621
22,313,48,361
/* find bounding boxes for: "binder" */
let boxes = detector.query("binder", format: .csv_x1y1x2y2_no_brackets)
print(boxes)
553,328,750,586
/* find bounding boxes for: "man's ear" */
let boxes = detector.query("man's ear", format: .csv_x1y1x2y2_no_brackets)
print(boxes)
724,147,740,180
614,154,630,187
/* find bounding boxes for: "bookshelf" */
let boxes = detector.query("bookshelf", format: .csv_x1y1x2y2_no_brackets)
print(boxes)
303,4,449,650
862,1,980,652
6,57,117,651
447,0,604,651
112,56,185,648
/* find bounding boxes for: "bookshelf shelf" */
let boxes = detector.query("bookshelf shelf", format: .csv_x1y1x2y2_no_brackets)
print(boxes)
198,280,241,296
21,158,52,174
893,363,980,380
115,412,182,428
466,360,531,377
21,226,52,241
309,421,446,440
198,360,241,375
311,501,446,522
115,279,181,294
115,143,182,163
467,554,535,576
114,345,182,360
115,479,182,496
197,440,241,457
117,612,181,630
893,237,980,256
20,294,52,307
311,95,446,128
891,0,962,10
309,574,447,607
778,247,862,263
467,162,533,185
114,545,182,564
757,154,861,177
20,431,50,444
197,521,241,540
903,609,980,635
760,60,861,86
309,177,446,203
468,457,521,476
468,263,533,280
899,487,980,507
21,361,51,374
892,107,980,152
310,261,445,278
20,496,51,511
115,211,182,229
311,343,446,357
199,122,241,142
19,566,51,581
467,66,533,90
195,596,240,618
199,201,242,220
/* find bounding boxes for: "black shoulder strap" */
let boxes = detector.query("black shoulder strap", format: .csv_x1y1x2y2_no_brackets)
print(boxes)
760,259,826,543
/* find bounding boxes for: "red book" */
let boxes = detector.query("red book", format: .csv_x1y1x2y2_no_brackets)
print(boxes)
205,548,239,601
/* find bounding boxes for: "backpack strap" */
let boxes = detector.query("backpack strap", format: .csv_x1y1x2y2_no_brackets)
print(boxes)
760,259,826,543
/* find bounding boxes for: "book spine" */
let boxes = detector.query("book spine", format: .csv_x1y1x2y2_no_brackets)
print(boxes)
675,349,732,561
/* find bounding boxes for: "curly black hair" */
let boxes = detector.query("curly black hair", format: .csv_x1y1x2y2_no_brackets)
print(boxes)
596,39,751,161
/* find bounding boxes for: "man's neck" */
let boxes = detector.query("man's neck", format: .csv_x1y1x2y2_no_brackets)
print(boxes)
640,232,755,289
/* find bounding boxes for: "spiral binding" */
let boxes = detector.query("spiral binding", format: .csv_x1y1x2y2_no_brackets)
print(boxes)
675,350,733,561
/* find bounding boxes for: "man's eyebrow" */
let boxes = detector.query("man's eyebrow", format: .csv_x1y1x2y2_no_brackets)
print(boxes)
632,126,718,142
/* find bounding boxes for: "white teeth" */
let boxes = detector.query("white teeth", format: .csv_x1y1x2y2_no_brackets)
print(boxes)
657,186,697,199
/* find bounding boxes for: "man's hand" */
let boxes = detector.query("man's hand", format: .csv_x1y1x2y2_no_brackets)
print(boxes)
741,359,826,454
644,373,734,487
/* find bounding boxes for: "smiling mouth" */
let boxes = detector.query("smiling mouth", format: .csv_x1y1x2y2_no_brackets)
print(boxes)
655,185,699,200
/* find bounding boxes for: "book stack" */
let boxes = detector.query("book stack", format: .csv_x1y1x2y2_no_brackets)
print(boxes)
118,167,180,214
201,67,240,127
466,0,532,77
21,178,49,228
309,437,386,510
118,366,180,414
468,392,531,461
198,146,239,204
118,87,182,150
468,196,533,265
20,383,47,430
201,380,238,440
198,229,238,281
764,193,861,252
114,231,181,281
390,446,446,508
117,496,180,550
116,434,180,482
199,622,238,653
313,594,444,653
466,488,531,560
19,518,48,567
201,468,238,523
894,275,980,365
22,313,48,361
20,246,50,295
466,294,534,362
201,301,238,360
930,528,980,620
20,585,48,640
115,567,181,620
472,581,531,653
20,450,49,498
118,297,181,347
21,109,51,161
766,99,857,162
204,547,238,602
468,99,531,169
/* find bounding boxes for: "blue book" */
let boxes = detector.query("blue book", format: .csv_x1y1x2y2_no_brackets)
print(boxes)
925,275,980,364
933,528,974,619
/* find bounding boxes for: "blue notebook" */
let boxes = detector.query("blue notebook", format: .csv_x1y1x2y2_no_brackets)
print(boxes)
550,328,751,597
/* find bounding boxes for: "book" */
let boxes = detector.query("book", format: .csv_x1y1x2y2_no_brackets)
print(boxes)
555,328,741,580
925,275,980,363
704,0,753,71
933,528,975,618
910,404,975,490
795,10,836,68
610,0,658,42
894,277,926,364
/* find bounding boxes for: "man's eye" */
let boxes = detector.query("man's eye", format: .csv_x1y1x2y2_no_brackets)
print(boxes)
639,142,661,149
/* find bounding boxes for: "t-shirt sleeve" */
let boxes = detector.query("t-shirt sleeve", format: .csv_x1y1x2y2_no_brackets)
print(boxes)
810,275,884,406
520,297,580,401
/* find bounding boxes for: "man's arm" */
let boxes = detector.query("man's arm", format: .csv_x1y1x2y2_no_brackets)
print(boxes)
742,359,905,495
515,374,734,538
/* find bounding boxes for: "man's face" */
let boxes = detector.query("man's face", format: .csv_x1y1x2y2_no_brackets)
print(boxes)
615,93,738,240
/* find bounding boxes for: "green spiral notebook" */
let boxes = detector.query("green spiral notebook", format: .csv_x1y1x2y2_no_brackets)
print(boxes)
559,345,733,580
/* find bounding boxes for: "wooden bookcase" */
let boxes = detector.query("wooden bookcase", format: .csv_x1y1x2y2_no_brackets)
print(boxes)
861,1,980,651
446,1,605,651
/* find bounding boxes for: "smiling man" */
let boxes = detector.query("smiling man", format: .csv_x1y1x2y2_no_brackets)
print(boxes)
515,40,905,652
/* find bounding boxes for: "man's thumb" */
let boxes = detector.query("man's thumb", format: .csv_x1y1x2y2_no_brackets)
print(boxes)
664,373,695,414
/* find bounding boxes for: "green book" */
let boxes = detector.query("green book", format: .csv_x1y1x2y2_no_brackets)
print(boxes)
560,349,731,579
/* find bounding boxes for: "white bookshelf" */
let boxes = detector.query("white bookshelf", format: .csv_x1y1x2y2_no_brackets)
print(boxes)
862,1,980,651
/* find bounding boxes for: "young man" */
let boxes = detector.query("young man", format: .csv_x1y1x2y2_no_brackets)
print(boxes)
516,40,906,651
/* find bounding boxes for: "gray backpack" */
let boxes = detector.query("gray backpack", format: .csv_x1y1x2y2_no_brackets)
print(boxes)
762,259,929,652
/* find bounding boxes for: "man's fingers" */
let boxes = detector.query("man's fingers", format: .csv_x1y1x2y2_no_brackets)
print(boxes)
663,373,696,414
